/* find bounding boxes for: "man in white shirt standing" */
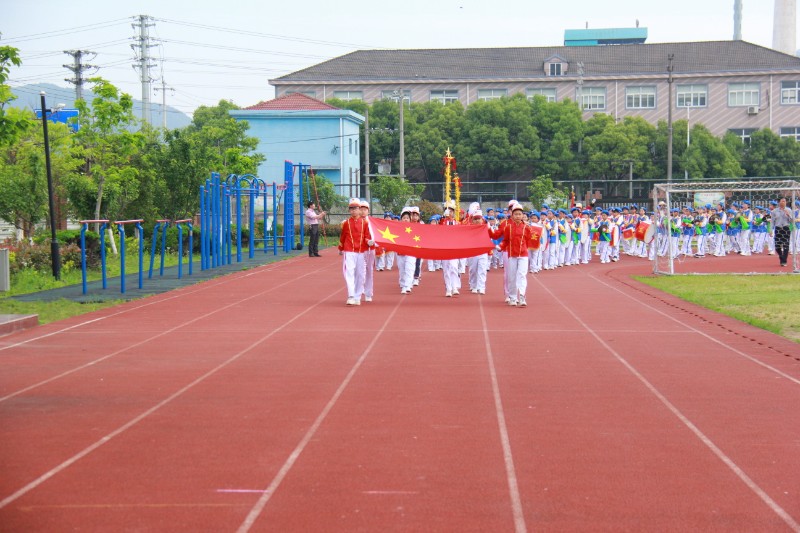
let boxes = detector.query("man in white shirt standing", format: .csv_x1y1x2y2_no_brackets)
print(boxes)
305,201,326,257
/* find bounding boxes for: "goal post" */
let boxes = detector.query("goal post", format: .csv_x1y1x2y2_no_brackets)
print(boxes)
650,180,800,275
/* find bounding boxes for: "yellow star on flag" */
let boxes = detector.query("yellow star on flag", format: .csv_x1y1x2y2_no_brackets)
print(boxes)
405,226,412,234
413,235,421,242
379,225,399,244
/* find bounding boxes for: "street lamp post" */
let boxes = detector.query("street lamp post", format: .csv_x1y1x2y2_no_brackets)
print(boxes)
685,104,691,180
39,91,61,280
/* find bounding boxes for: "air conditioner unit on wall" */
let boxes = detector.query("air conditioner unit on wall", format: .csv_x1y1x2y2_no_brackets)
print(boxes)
747,106,759,115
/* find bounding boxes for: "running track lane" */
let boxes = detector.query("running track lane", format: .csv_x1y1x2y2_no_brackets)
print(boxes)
0,253,798,531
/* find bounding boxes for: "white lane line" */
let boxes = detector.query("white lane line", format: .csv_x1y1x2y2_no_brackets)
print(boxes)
236,299,404,533
0,258,298,353
0,265,325,403
593,274,800,386
0,285,340,510
535,277,800,532
237,299,404,533
478,297,527,533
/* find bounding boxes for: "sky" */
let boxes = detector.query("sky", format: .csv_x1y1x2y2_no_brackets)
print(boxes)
1,0,785,119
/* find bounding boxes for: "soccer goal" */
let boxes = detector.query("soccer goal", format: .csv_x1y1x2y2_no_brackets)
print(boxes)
650,180,800,275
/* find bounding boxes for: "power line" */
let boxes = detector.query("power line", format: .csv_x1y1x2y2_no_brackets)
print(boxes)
155,17,377,49
1,19,130,44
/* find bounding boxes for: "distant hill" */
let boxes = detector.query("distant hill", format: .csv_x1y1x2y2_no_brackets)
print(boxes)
9,83,192,130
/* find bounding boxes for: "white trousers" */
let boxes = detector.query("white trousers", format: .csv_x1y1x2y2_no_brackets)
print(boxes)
506,256,529,302
442,259,461,292
397,255,415,291
342,252,366,299
467,254,488,291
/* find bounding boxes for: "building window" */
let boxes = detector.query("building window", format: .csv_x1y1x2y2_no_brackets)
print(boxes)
676,85,707,107
780,127,800,141
430,90,459,104
477,89,508,101
548,63,564,76
780,81,800,104
349,138,353,154
580,87,606,110
381,89,411,103
526,88,557,102
626,86,656,109
728,83,759,106
728,128,757,144
333,90,363,101
287,90,316,98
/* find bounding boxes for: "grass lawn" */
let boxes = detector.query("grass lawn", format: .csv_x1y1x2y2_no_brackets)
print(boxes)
636,274,800,343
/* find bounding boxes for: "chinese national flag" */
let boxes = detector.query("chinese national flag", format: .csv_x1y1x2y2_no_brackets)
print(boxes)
368,218,494,260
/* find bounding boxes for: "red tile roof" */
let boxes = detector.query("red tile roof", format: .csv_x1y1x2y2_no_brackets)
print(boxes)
243,93,339,111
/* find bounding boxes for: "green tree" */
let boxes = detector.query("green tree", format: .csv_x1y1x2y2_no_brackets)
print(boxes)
684,124,744,179
70,78,141,222
457,95,541,180
0,43,32,146
306,171,345,213
0,120,79,236
146,100,264,219
528,175,568,209
734,128,800,177
530,97,584,179
369,175,424,214
405,101,466,182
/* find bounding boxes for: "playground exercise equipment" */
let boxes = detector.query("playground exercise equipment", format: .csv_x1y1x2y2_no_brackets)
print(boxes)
79,220,109,295
199,163,309,272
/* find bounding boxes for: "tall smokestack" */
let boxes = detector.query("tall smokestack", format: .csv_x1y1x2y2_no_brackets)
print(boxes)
734,0,743,40
773,0,797,55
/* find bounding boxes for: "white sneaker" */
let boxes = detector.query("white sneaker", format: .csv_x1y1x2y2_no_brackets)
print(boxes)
413,278,420,286
365,296,372,302
346,298,356,306
453,288,459,295
478,289,485,295
400,288,408,294
517,297,527,307
508,299,517,306
471,288,478,294
354,299,361,305
446,290,452,297
504,297,510,303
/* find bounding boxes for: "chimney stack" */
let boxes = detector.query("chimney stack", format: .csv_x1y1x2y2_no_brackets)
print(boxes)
773,0,797,55
733,0,743,40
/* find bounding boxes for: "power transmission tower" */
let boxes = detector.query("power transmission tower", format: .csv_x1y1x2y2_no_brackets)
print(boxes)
64,50,96,101
131,14,157,125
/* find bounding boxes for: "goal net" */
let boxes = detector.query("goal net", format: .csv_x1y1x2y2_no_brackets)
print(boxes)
650,180,800,275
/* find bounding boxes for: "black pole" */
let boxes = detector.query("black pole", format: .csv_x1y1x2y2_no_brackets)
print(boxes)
40,92,61,280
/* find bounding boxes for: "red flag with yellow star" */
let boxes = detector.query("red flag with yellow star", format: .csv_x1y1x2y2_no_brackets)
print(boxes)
367,218,494,260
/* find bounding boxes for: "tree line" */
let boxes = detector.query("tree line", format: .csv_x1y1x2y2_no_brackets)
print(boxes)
4,40,800,239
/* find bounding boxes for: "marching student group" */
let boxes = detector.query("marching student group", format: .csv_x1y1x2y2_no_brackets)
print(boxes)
335,196,799,308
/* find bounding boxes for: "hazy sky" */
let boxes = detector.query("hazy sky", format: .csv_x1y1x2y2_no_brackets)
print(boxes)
2,0,782,117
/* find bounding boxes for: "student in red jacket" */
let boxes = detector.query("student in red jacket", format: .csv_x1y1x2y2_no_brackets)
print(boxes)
339,198,373,306
489,202,536,307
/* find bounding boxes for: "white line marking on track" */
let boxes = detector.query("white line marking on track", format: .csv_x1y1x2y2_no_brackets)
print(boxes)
0,259,296,352
0,280,339,510
478,297,527,533
236,299,404,533
0,263,326,403
536,276,800,532
592,274,800,386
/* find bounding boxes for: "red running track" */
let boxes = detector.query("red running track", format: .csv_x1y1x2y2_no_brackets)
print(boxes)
0,252,798,532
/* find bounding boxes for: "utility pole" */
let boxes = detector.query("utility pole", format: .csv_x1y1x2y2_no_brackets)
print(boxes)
398,89,405,178
63,50,96,101
132,14,157,125
153,76,174,129
667,54,674,183
40,92,61,281
364,108,370,205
